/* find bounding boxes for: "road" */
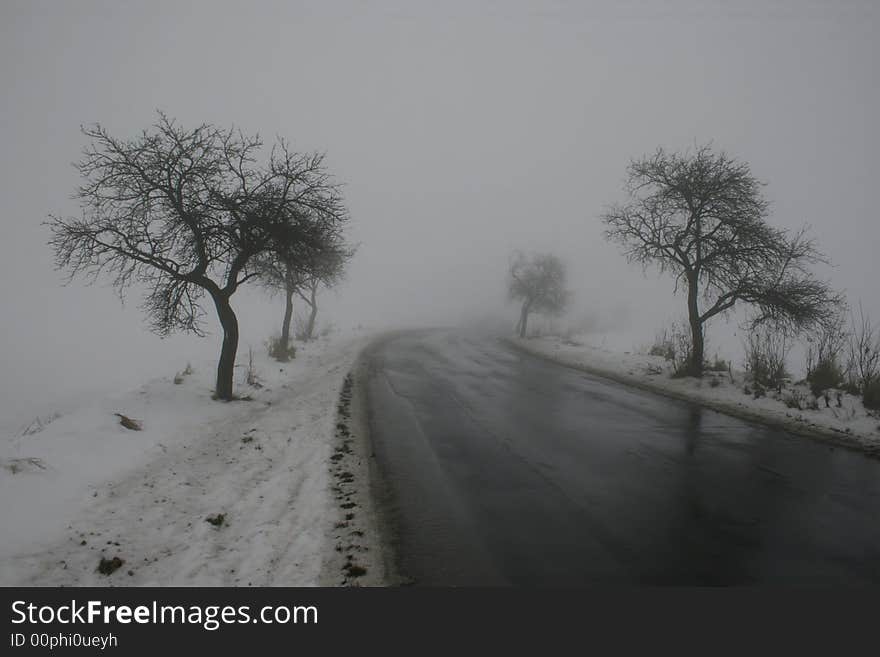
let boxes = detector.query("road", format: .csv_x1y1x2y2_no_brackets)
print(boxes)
363,330,880,585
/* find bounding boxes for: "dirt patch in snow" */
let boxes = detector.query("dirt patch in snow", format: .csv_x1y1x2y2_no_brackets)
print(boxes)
319,349,394,586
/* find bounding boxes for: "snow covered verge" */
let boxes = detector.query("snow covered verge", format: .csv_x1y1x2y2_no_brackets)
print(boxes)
507,335,880,457
0,332,376,586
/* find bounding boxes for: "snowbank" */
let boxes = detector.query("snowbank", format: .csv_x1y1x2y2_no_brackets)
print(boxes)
508,335,880,457
0,332,371,586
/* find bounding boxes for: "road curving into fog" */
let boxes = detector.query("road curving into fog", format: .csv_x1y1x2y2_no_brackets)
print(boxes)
363,329,880,585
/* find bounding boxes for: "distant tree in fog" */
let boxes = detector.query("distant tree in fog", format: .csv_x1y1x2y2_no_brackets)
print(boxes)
47,112,348,399
291,243,353,342
256,219,354,355
602,145,841,377
508,252,570,338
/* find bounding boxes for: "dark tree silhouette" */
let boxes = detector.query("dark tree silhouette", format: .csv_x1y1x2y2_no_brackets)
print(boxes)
508,252,570,338
48,113,348,399
602,145,841,377
256,217,353,353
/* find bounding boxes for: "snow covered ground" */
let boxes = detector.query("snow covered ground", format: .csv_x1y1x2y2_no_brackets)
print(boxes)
509,334,880,456
0,333,371,586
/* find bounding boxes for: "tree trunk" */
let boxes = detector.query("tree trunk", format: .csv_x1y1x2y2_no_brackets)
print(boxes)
518,300,531,338
305,285,318,341
211,292,240,400
686,276,704,377
278,288,294,359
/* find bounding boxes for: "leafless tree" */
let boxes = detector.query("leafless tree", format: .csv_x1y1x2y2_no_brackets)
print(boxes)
257,248,304,360
846,301,880,393
508,252,570,338
257,221,353,350
293,244,353,341
602,145,841,377
47,113,348,399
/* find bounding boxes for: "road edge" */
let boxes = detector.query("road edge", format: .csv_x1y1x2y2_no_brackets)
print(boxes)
503,336,880,460
319,332,407,586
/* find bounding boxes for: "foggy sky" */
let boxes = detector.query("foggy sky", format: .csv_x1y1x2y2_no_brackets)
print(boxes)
1,0,878,430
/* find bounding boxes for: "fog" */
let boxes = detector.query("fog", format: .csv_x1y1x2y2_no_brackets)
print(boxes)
2,1,877,431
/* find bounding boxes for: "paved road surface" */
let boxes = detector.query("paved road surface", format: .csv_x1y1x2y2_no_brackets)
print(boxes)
364,330,880,585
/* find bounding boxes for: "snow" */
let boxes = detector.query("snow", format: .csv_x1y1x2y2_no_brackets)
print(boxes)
509,334,880,455
0,333,371,586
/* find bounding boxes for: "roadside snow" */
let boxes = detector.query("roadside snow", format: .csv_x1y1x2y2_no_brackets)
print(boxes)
0,333,370,586
509,335,880,455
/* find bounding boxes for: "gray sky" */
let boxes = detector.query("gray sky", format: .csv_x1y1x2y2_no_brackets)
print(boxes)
1,0,878,429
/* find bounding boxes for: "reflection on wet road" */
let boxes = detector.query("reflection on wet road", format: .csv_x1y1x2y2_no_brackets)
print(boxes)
365,330,880,585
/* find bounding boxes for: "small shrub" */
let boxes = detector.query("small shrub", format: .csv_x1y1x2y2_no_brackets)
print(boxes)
245,348,262,388
804,313,847,396
709,377,721,388
743,326,789,391
268,336,296,362
864,378,880,411
649,343,674,361
651,321,694,377
707,355,728,372
783,389,805,410
807,358,844,397
649,326,681,363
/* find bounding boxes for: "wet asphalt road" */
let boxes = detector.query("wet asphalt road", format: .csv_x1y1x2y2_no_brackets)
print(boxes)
364,330,880,585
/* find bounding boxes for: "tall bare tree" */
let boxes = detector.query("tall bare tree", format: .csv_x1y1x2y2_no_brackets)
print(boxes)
48,113,348,399
602,145,841,376
508,252,570,338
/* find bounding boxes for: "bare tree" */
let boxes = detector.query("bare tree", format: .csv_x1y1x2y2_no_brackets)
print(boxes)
48,113,348,399
602,145,841,377
257,221,353,350
846,302,880,393
508,252,570,338
258,250,302,360
293,243,353,341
